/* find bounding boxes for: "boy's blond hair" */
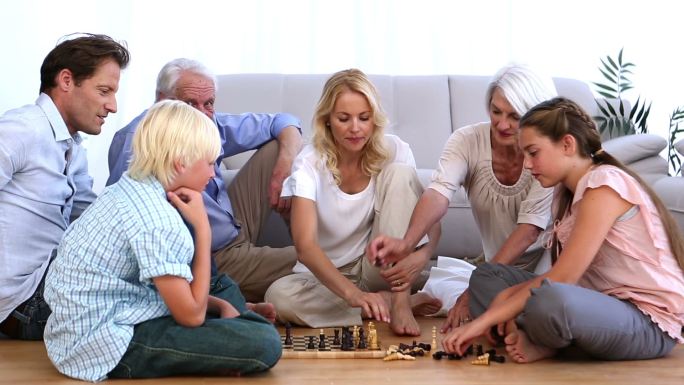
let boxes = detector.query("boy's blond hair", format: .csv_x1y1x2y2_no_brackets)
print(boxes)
128,100,220,188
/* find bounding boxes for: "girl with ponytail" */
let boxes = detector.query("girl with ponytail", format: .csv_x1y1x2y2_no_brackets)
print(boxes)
442,97,684,363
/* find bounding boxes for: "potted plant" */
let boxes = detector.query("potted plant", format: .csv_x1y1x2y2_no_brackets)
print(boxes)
593,48,651,139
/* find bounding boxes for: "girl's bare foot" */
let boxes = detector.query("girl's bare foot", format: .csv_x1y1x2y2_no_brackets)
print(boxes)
504,323,556,363
410,292,442,316
247,302,276,323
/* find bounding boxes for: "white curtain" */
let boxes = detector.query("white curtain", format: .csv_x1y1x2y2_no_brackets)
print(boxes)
1,0,682,192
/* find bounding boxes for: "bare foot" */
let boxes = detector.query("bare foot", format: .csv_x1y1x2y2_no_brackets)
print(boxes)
504,323,556,363
410,292,442,316
247,302,276,323
380,291,421,336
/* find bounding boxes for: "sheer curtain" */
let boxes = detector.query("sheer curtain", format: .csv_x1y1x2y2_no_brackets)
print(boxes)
1,0,682,192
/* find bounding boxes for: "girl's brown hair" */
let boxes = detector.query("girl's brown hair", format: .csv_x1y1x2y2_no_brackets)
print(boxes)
520,97,684,271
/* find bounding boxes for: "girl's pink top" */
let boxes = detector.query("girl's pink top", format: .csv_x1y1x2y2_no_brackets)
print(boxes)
554,165,684,342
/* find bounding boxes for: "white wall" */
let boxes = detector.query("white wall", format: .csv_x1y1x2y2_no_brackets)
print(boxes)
1,0,682,192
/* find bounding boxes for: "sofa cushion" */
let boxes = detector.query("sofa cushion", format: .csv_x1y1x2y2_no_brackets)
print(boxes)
652,177,684,233
675,138,684,158
603,134,667,164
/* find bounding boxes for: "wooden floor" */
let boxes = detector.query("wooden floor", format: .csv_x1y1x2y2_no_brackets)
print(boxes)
1,317,682,384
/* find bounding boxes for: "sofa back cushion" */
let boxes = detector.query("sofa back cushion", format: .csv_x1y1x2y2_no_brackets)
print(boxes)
448,75,599,133
215,74,454,169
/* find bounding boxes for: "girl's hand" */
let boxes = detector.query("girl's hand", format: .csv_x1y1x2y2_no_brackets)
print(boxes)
442,318,489,356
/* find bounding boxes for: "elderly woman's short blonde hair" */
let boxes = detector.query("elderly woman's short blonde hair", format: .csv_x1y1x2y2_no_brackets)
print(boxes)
128,100,221,188
312,68,389,185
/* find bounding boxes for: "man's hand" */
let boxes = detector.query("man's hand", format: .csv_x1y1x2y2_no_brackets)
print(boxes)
270,125,302,217
366,235,413,267
269,163,291,215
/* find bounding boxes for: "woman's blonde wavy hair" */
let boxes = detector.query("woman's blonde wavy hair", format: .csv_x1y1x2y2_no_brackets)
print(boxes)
312,69,389,185
128,100,221,188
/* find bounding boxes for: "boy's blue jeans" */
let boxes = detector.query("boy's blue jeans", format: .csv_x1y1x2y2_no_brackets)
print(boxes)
108,274,281,378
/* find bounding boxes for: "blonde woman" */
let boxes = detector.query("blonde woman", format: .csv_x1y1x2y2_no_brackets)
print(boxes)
44,101,280,381
265,69,441,336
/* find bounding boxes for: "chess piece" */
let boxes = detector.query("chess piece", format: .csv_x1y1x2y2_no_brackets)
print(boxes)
383,352,416,361
357,327,367,349
333,329,341,346
418,342,431,351
476,344,484,356
471,353,490,365
284,323,293,347
341,327,354,351
368,322,380,350
432,351,445,360
307,336,316,350
431,326,437,350
352,325,359,347
491,354,506,363
318,329,326,350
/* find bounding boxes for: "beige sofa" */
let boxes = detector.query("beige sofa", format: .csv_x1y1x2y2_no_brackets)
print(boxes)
215,74,684,258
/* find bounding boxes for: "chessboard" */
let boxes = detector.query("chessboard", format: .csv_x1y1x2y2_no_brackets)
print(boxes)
281,330,385,359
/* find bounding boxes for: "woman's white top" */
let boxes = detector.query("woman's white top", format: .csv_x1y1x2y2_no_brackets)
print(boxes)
282,134,415,273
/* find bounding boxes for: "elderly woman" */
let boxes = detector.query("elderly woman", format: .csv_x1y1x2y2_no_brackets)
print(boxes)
265,69,441,336
368,64,558,331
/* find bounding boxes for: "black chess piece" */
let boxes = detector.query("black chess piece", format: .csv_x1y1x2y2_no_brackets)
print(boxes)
418,342,431,351
491,355,506,363
307,336,316,350
476,344,484,356
490,325,505,346
333,329,341,346
341,327,353,351
357,327,367,349
318,330,326,350
284,323,293,346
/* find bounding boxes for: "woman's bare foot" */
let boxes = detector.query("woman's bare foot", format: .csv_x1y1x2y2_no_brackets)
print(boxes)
247,302,276,323
504,322,556,363
378,291,421,336
410,292,442,316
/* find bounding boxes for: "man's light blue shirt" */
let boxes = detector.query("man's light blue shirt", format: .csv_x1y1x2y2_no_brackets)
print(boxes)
107,110,301,251
0,93,96,322
44,175,193,382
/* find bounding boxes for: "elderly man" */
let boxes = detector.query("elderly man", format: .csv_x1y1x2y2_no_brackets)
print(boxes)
0,33,130,339
107,58,302,302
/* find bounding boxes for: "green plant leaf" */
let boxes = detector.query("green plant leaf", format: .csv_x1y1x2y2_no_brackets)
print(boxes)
597,90,617,99
599,68,617,83
594,82,618,93
618,48,624,65
619,99,625,115
595,100,611,116
607,55,618,71
629,96,642,120
605,101,617,115
601,57,619,75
